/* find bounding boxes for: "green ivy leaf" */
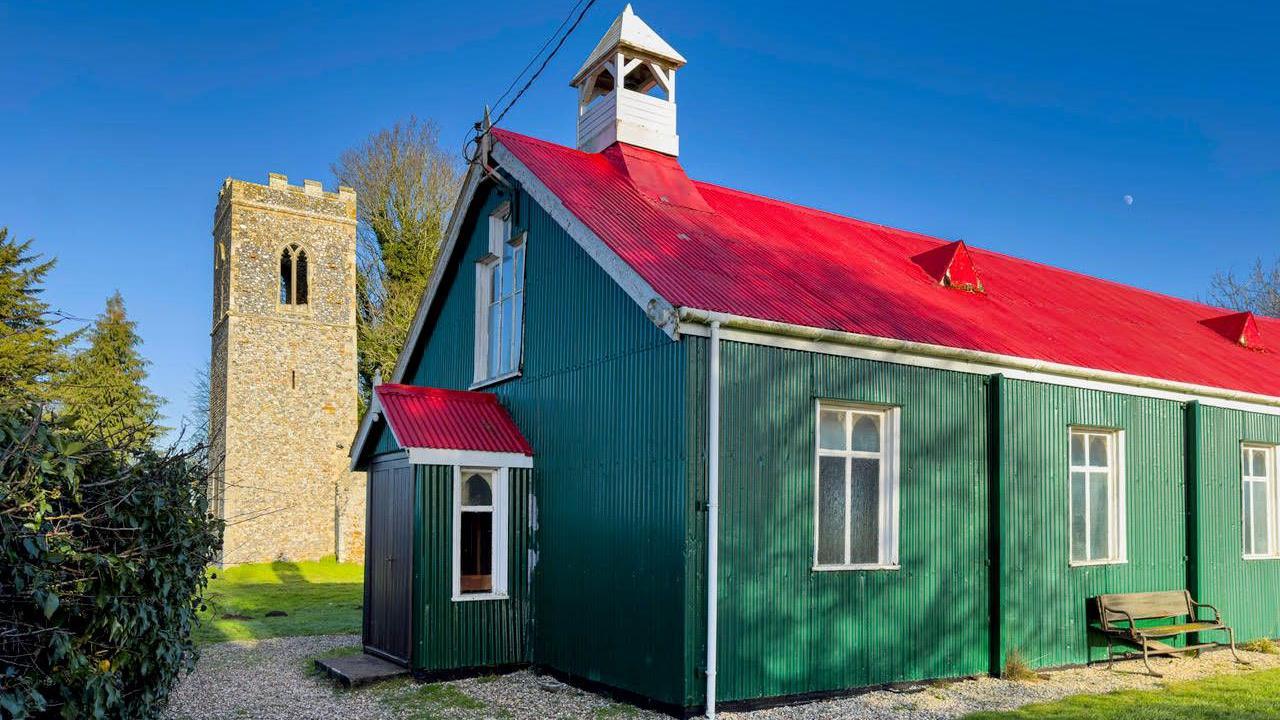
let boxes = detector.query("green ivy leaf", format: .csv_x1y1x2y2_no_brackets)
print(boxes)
40,590,60,619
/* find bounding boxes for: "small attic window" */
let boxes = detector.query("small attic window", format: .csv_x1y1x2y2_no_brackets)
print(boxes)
910,240,983,293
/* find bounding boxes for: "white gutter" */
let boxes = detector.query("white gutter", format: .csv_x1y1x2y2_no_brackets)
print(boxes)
705,320,721,719
677,308,1280,415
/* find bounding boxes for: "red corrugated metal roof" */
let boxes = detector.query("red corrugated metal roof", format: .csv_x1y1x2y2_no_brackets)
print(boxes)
376,384,533,455
493,127,1280,399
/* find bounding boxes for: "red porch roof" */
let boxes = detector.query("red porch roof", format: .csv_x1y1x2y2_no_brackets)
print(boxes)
376,384,533,455
493,127,1280,399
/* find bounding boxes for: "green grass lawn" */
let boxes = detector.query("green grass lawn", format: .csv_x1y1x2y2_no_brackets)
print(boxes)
966,667,1280,720
194,557,364,645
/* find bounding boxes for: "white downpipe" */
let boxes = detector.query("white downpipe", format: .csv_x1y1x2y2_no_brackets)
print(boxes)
705,320,721,719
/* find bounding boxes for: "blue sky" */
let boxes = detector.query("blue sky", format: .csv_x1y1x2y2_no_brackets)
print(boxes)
2,1,1278,439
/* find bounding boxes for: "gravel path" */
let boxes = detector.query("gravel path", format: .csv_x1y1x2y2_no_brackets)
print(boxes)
164,635,387,720
165,636,1280,720
163,634,667,720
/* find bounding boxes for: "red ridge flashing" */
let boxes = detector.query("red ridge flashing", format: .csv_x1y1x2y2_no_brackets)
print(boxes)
601,142,712,213
1201,311,1266,351
378,383,500,404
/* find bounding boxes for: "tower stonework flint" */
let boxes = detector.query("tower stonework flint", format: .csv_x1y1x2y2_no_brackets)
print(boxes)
209,174,366,565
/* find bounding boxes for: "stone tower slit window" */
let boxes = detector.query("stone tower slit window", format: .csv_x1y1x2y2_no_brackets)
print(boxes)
280,243,309,305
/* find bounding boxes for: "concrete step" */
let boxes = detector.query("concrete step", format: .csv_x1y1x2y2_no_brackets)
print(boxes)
315,652,409,688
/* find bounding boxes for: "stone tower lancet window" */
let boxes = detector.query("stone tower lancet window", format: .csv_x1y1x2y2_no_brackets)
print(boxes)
280,243,309,305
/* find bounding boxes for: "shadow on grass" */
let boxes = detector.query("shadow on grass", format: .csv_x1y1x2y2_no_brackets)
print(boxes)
195,560,364,645
270,561,306,585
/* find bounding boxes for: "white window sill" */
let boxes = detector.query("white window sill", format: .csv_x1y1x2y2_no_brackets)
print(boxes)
1069,558,1127,568
470,370,521,390
813,564,900,572
1243,554,1280,561
452,592,509,603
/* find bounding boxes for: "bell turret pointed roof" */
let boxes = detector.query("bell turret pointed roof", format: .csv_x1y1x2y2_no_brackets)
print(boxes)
571,4,686,86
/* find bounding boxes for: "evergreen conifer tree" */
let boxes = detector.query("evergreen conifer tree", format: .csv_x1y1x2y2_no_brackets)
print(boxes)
56,291,163,446
0,228,75,404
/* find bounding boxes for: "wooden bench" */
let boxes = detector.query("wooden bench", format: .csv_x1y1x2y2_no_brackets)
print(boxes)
1095,590,1247,676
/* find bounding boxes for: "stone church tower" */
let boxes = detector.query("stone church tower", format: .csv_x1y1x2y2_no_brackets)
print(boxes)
209,173,365,564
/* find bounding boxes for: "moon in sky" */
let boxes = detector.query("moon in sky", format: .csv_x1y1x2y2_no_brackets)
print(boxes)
1123,195,1134,206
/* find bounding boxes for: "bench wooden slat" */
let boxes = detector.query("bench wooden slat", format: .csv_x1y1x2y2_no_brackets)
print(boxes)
1097,590,1192,624
1135,622,1222,638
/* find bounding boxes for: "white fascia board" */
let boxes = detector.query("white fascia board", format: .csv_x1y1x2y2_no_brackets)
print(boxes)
677,308,1280,418
490,142,679,339
407,448,534,468
390,162,486,383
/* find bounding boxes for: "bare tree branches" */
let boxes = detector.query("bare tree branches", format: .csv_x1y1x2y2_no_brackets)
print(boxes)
1209,258,1280,318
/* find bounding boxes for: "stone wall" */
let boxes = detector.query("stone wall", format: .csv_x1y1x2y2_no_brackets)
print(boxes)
209,174,366,565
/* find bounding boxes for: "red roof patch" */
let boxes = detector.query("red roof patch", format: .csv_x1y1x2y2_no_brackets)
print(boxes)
492,128,1280,399
376,384,533,455
1201,311,1266,351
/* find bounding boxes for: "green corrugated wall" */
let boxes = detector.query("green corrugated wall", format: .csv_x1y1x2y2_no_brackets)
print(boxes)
399,180,692,705
997,379,1187,668
413,464,532,670
684,341,992,704
682,337,708,707
370,421,400,457
1195,404,1280,643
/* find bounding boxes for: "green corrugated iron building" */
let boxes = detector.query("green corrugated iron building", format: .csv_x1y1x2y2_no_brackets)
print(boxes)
350,6,1280,715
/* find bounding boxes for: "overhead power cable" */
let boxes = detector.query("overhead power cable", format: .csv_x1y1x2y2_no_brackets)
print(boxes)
464,0,600,162
489,0,599,129
490,0,591,112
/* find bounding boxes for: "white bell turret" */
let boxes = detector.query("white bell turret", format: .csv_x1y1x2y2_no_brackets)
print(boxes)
571,4,685,156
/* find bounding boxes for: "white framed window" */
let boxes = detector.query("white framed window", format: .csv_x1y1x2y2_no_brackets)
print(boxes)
452,467,509,601
813,401,900,570
473,203,525,386
1069,428,1126,565
1242,444,1279,559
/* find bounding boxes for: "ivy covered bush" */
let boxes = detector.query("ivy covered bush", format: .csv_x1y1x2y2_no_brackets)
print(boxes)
0,404,221,719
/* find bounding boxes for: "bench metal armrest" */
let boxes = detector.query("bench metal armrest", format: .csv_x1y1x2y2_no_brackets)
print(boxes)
1191,600,1222,624
1107,608,1142,640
